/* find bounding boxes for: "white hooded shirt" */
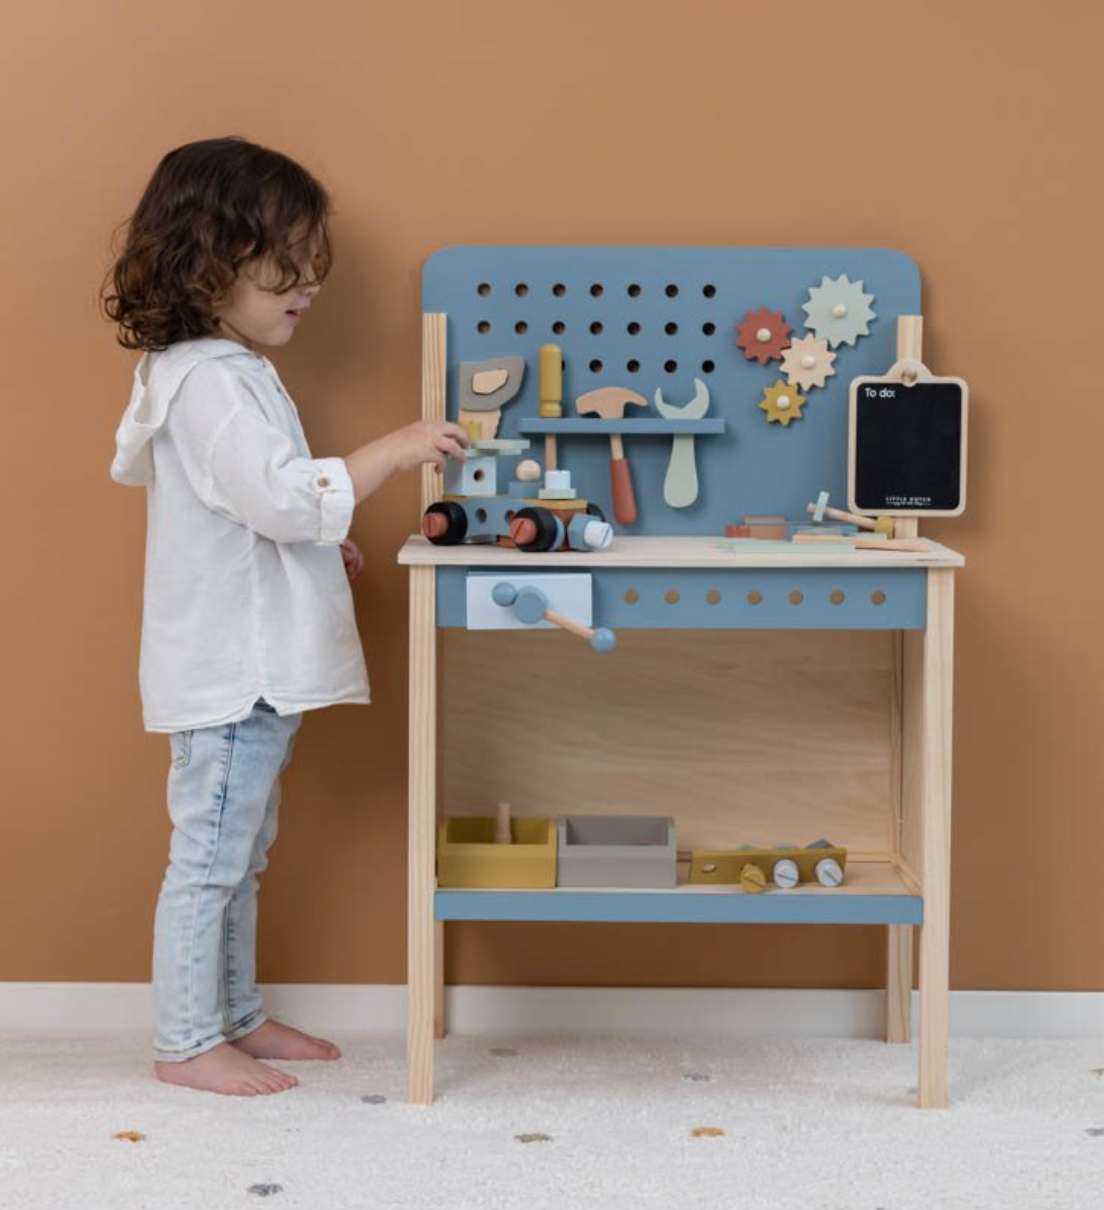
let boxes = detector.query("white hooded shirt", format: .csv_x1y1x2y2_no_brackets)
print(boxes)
111,337,370,732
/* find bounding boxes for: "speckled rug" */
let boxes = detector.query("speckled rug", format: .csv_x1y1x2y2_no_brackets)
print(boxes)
1,1032,1102,1209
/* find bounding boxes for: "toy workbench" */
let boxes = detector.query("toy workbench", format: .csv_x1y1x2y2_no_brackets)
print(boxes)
398,246,964,1109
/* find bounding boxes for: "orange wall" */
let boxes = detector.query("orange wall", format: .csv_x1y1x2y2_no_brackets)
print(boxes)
2,0,1102,991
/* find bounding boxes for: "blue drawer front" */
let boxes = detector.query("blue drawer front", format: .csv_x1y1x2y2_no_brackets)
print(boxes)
437,567,927,630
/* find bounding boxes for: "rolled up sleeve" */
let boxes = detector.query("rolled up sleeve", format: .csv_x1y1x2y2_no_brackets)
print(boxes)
168,360,355,547
205,410,355,546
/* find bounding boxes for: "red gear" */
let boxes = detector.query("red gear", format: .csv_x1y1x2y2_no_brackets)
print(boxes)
735,308,792,364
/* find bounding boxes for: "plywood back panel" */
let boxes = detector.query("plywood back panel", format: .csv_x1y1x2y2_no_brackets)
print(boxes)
441,630,895,853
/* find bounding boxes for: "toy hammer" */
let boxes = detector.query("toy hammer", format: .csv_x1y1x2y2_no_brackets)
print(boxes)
807,490,893,536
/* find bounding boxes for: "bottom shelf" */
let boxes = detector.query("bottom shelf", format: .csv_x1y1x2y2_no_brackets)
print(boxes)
435,860,922,925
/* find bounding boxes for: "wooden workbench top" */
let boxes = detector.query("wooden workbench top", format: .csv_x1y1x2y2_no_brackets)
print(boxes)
398,535,966,570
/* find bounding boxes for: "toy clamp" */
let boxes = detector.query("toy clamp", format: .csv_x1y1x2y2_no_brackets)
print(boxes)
491,582,617,652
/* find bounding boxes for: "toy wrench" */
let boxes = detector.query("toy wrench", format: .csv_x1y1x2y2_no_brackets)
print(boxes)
654,378,710,508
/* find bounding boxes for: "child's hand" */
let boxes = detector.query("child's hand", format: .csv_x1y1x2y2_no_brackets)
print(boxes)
387,420,471,474
340,539,364,581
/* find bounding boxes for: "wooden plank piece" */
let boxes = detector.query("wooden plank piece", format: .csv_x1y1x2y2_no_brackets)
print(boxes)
407,565,437,1103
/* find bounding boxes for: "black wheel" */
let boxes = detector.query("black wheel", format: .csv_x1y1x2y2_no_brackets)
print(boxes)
585,502,607,523
422,501,468,546
512,506,560,553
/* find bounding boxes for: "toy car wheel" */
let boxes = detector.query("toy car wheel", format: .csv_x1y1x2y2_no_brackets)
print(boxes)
511,506,560,553
421,501,468,546
585,502,607,523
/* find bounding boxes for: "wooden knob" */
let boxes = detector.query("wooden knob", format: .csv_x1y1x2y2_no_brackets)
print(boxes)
421,512,447,538
756,327,771,342
510,516,537,545
740,863,767,894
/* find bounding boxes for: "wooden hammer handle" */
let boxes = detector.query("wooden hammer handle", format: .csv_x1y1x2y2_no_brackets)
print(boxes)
608,441,637,526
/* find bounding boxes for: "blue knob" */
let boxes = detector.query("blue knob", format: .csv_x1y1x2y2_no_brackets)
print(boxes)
514,586,549,625
591,628,617,652
491,581,518,607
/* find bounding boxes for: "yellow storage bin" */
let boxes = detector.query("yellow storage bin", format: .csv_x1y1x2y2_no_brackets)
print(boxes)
438,816,557,888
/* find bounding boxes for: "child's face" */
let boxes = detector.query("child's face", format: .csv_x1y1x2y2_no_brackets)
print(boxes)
214,232,322,349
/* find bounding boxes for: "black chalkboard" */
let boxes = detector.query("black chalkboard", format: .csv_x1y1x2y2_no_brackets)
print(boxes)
848,376,967,516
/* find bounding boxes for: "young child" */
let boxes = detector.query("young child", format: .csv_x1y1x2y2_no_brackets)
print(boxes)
103,137,469,1097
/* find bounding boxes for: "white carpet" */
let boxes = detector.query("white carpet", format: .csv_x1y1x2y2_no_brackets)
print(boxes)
2,1031,1102,1209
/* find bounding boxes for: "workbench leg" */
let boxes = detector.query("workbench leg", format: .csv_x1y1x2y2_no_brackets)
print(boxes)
407,566,437,1104
886,925,913,1043
916,569,954,1108
434,920,446,1039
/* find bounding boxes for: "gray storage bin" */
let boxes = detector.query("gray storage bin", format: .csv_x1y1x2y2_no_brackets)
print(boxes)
557,815,677,888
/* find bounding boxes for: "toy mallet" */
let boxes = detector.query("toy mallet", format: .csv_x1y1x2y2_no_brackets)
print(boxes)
806,490,893,535
539,344,562,471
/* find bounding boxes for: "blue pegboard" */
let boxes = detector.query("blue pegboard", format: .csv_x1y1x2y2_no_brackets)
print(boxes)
423,246,920,536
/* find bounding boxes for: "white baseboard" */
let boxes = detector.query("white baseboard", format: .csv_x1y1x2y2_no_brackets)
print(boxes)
1,983,1102,1039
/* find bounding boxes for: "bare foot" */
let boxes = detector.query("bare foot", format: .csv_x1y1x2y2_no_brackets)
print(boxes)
154,1042,298,1096
231,1020,341,1061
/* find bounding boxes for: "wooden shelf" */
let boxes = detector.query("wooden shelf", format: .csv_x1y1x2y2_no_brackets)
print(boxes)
399,534,965,570
518,418,727,435
435,860,921,925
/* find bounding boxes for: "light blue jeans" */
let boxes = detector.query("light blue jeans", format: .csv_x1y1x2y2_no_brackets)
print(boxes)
152,698,302,1062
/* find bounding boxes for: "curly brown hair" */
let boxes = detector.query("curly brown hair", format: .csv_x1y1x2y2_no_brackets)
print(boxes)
101,137,333,351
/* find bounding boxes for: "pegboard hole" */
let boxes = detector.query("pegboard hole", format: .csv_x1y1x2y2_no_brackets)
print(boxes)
665,284,679,298
665,322,678,336
473,468,486,482
475,508,488,523
871,590,887,606
664,360,678,373
477,282,491,297
505,510,516,522
830,590,846,605
701,360,715,374
626,359,640,373
706,590,722,605
627,283,642,297
789,591,804,605
747,591,763,605
702,284,716,298
627,322,641,336
552,321,566,335
590,283,604,297
702,322,716,336
514,283,528,297
552,283,566,297
514,321,528,335
589,359,603,373
665,589,680,604
477,320,491,335
589,321,604,335
624,590,639,605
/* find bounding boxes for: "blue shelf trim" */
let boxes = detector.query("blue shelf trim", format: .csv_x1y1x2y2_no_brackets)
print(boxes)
518,418,727,435
435,889,923,925
440,567,928,630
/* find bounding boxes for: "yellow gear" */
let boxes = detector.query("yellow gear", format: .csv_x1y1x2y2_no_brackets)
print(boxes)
759,380,807,426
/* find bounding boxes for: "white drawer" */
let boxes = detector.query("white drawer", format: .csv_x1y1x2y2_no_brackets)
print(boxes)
465,573,593,630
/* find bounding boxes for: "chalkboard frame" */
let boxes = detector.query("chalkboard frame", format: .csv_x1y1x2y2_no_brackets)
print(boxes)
847,366,968,518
